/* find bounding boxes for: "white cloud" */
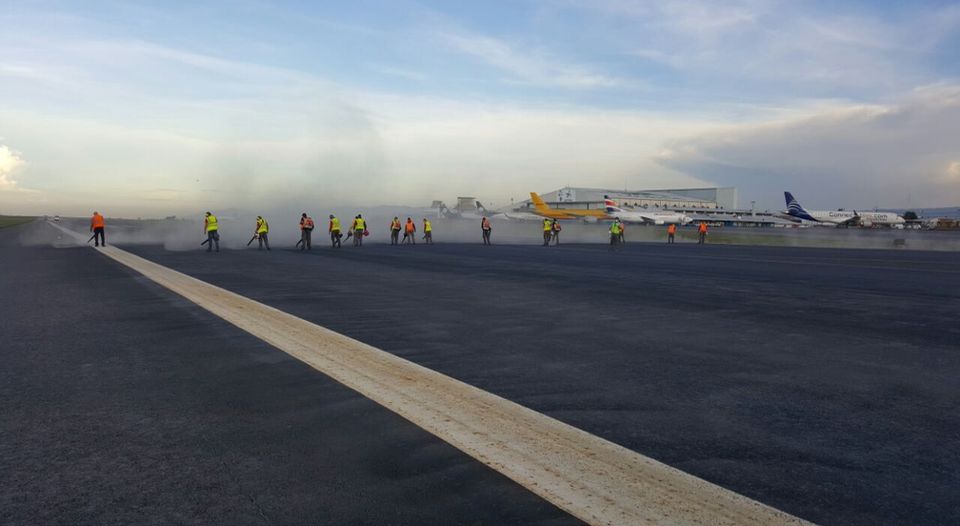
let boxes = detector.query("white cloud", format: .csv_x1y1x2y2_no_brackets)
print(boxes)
0,145,26,190
655,85,960,208
439,30,623,89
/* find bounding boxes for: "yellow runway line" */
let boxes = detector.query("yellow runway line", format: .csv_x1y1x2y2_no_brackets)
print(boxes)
49,222,811,526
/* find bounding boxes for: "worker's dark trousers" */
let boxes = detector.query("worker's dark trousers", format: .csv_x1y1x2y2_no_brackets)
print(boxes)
207,230,219,252
354,229,364,246
424,232,432,244
301,229,312,250
619,233,626,245
258,233,270,250
543,232,551,245
552,232,559,245
482,230,491,245
698,233,706,244
330,231,340,247
609,234,620,250
93,227,105,246
668,233,675,244
391,230,399,245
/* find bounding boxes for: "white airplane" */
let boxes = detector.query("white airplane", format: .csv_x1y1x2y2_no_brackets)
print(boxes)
603,198,692,225
784,192,905,227
431,199,505,220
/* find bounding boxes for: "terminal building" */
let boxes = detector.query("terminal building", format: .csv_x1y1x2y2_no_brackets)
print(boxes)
507,186,798,227
512,186,739,212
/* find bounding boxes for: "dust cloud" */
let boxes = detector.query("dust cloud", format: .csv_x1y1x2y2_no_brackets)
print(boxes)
16,213,960,252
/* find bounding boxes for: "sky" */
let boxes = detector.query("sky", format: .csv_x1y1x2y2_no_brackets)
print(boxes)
1,0,959,216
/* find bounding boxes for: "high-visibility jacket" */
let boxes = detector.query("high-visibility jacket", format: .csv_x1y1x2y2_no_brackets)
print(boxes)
91,214,104,229
698,223,708,233
302,217,314,230
481,218,491,231
667,224,677,234
553,222,562,232
543,219,552,232
423,220,432,232
206,214,219,231
355,218,366,231
329,217,341,232
390,219,401,231
256,218,268,234
610,223,622,235
405,221,415,233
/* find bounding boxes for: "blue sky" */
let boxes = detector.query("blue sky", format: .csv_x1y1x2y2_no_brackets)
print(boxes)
1,0,959,215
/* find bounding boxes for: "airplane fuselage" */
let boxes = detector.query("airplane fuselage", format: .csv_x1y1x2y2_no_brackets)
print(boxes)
805,210,904,226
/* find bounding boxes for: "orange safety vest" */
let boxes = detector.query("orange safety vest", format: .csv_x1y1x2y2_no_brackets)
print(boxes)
698,223,708,233
553,222,562,231
667,224,676,234
391,219,401,231
91,214,105,229
302,217,314,230
405,221,415,233
482,218,491,230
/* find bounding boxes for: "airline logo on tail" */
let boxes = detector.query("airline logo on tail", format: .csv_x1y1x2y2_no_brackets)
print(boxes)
604,198,623,213
784,192,816,221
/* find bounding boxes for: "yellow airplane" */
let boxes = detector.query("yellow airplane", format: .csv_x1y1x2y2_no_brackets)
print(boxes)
528,192,609,221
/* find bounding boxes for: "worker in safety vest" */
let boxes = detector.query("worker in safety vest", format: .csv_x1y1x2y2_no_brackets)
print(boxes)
698,222,708,244
299,213,314,250
667,223,677,244
403,217,416,245
203,212,219,252
389,217,402,245
619,221,626,245
90,211,106,247
481,216,492,245
542,218,553,246
351,214,366,247
328,214,342,248
551,219,561,245
609,219,622,250
254,216,270,250
423,218,433,244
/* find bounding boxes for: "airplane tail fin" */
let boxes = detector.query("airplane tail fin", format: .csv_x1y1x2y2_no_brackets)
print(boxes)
785,191,809,216
603,197,622,213
529,192,551,213
476,200,488,212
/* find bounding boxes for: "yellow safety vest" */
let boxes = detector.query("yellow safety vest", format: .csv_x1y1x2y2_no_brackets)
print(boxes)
330,217,341,231
355,218,366,230
256,219,268,234
610,223,621,235
543,219,552,232
424,220,432,232
206,214,218,231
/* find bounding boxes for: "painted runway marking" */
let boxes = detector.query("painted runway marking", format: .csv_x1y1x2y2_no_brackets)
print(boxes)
49,223,809,526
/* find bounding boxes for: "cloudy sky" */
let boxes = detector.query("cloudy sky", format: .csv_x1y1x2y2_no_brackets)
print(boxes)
1,0,958,216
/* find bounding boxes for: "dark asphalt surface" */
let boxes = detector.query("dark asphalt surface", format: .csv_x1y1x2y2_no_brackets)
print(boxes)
105,229,960,526
1,222,580,526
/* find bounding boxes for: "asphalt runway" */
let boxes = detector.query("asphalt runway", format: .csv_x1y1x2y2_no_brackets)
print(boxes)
0,223,579,526
119,231,959,526
6,221,960,525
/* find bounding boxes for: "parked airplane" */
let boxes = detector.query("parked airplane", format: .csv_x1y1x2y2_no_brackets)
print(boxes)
527,192,607,222
603,198,692,225
783,192,905,227
429,200,503,220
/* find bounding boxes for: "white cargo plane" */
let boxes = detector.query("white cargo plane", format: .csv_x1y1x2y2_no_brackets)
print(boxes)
603,198,692,225
784,192,905,227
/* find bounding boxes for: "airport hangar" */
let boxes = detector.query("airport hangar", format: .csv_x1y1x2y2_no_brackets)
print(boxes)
506,186,795,226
